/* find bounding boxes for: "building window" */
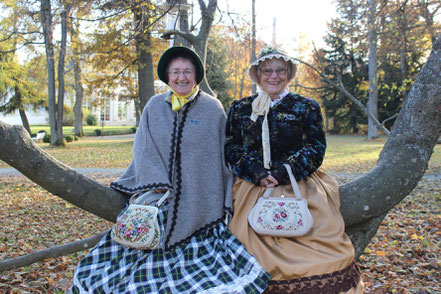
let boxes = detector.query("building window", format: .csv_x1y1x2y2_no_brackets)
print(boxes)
118,101,127,121
100,102,110,121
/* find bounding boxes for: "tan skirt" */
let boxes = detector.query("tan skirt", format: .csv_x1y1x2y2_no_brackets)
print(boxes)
229,170,364,293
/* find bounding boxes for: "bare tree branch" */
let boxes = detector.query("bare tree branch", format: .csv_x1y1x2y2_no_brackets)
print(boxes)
0,42,45,54
382,113,399,126
293,56,391,136
161,29,197,44
0,231,109,272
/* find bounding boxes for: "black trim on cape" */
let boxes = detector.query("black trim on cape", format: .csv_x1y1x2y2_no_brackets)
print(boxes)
110,182,172,194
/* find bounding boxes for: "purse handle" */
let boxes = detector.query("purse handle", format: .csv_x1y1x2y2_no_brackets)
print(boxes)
130,190,171,207
262,164,303,200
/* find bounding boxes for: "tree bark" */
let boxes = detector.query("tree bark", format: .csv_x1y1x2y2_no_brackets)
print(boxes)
40,0,57,145
71,19,84,137
367,0,379,139
341,34,441,257
399,6,409,101
14,86,31,134
251,0,257,95
18,108,31,134
418,0,441,47
55,4,71,145
133,3,155,111
0,124,128,222
172,0,191,47
0,230,109,272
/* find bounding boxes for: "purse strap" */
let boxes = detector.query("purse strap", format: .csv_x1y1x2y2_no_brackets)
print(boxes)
262,164,303,200
130,190,171,207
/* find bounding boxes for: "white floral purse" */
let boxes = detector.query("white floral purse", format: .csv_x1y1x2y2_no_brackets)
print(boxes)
111,190,171,250
248,164,314,237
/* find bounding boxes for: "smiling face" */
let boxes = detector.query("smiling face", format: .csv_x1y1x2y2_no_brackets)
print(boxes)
167,57,197,96
257,59,290,99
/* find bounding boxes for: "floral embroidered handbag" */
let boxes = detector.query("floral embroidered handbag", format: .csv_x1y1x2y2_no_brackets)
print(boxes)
248,164,314,237
111,190,170,250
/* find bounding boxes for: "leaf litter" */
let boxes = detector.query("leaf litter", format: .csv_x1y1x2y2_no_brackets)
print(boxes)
0,135,439,293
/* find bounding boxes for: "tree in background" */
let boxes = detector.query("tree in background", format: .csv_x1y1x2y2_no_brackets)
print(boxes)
206,26,234,108
0,3,46,134
80,0,169,122
319,0,439,134
320,30,368,133
0,53,46,134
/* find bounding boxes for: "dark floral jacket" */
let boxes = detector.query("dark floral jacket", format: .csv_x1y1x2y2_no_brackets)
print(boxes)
225,92,326,186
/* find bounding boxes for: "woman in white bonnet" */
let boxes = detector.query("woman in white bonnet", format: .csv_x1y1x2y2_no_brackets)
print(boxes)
226,46,365,293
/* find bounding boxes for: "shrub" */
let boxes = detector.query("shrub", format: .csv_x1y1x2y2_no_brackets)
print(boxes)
43,134,51,143
63,106,75,126
131,126,137,133
86,114,98,126
65,135,73,142
74,136,79,141
94,129,102,136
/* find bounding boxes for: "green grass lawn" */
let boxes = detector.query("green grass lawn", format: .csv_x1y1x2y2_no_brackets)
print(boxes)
1,133,439,174
30,125,136,137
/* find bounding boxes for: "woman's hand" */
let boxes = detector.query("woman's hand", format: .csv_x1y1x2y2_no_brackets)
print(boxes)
260,174,279,188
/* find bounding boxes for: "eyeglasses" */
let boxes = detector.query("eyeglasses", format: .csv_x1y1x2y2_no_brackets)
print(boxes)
260,67,288,77
168,69,194,77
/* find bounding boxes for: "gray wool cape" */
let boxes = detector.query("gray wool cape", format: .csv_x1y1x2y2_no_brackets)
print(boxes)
110,90,233,251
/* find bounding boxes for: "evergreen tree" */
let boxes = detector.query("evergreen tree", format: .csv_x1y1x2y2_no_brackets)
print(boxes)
206,29,234,109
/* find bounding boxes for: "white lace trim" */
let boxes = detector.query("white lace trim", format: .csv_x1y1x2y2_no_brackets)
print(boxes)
250,53,296,67
270,88,290,108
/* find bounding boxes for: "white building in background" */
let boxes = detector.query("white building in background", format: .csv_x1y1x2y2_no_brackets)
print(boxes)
0,80,168,127
0,107,48,125
0,98,137,126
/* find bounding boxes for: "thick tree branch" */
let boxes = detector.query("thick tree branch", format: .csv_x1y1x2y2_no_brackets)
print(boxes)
0,231,109,272
340,34,441,247
0,123,128,222
161,29,197,44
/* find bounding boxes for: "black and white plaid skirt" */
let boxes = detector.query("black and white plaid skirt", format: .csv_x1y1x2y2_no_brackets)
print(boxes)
71,203,271,293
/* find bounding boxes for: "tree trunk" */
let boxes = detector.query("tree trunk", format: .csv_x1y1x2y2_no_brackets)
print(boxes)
13,86,31,134
71,19,84,137
18,108,31,134
177,0,191,47
54,4,71,146
251,0,257,95
40,0,57,145
341,35,441,257
133,4,155,111
399,8,408,102
73,60,84,137
367,0,379,139
418,0,441,47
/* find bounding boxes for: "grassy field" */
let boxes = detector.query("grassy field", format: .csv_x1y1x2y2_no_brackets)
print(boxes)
0,134,440,293
29,125,136,137
2,133,438,174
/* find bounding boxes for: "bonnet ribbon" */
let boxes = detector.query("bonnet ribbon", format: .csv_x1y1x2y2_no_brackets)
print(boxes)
251,88,290,169
251,91,272,169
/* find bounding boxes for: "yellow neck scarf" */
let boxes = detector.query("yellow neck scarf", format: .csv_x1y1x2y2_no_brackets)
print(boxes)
170,86,199,111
